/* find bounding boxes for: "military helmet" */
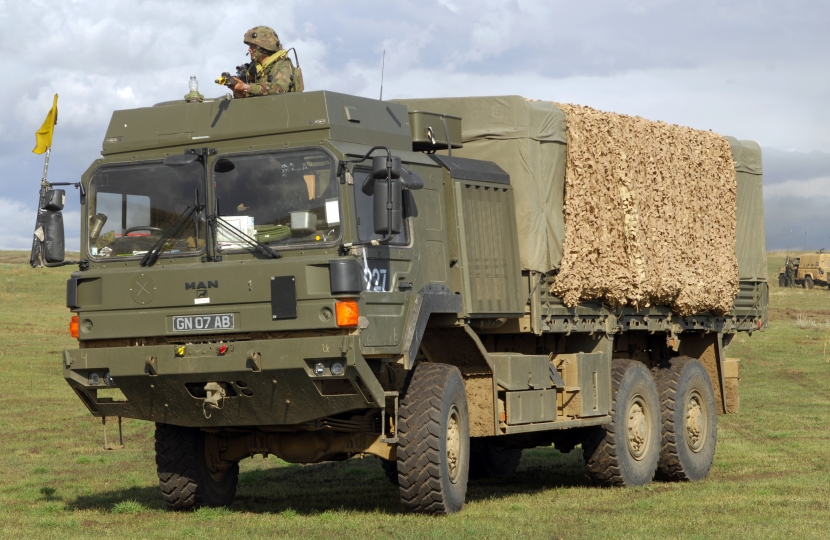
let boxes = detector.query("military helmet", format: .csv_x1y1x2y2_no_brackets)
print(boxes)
244,26,280,52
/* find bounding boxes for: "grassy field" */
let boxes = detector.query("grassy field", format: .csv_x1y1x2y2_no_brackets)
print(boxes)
0,250,828,539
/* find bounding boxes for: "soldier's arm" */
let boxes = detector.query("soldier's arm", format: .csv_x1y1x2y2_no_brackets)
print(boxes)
248,61,293,96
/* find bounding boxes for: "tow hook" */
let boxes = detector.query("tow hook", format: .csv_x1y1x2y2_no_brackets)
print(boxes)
203,382,226,419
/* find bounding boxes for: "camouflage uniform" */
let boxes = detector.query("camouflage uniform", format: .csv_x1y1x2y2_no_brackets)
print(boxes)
246,51,297,96
242,26,301,97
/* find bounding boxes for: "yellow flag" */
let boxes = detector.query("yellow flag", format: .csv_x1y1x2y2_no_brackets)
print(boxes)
32,94,58,154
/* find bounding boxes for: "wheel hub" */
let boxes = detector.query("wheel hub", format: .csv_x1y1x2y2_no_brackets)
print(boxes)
685,389,708,452
626,395,651,460
446,406,461,483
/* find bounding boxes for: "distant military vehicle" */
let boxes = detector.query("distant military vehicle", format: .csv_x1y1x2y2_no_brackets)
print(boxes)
777,252,830,288
31,92,766,514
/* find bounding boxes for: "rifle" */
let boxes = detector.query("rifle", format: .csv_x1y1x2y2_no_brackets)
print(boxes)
215,62,256,88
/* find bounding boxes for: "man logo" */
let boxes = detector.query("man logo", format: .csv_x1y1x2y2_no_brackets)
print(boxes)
185,281,219,290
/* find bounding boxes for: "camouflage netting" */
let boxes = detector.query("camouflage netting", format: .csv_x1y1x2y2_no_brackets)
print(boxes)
393,96,747,316
551,103,739,316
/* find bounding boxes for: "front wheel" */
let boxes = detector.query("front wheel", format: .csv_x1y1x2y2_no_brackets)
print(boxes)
805,276,814,289
583,359,660,487
396,363,470,514
155,424,239,510
778,274,786,287
654,357,717,481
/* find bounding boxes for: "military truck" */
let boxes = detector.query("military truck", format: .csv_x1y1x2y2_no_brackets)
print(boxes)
777,252,830,289
31,91,767,515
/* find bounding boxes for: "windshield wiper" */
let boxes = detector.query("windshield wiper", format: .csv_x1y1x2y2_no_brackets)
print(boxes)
140,204,202,267
212,216,282,259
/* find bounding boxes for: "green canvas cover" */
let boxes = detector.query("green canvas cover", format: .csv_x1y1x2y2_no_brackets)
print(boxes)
727,137,767,280
395,96,567,272
395,97,766,294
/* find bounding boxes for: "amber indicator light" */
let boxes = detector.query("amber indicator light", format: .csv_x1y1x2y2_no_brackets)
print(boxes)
69,315,79,338
335,301,359,327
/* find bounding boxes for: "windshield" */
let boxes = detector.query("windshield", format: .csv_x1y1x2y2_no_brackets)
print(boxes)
213,149,340,250
87,161,205,259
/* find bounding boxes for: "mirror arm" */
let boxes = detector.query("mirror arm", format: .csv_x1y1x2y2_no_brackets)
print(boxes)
48,182,86,204
339,146,393,171
42,259,88,270
339,146,396,253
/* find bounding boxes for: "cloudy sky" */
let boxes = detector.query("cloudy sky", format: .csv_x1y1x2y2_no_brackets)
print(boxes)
1,0,828,253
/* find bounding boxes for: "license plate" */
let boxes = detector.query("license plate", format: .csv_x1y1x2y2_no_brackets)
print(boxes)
172,314,235,332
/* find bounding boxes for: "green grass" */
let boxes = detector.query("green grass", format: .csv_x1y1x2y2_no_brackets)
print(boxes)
0,250,829,538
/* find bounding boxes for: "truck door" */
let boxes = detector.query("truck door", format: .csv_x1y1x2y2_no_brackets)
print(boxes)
352,167,413,350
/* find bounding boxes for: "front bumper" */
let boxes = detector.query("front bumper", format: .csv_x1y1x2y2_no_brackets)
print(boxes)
63,335,384,428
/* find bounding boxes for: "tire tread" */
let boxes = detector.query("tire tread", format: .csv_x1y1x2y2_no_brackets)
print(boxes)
654,356,717,481
155,423,202,510
396,363,463,514
583,359,634,486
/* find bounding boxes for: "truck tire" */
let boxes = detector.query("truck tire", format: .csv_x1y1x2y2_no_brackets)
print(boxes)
778,274,786,287
805,276,814,289
396,363,470,514
469,444,522,480
155,423,238,510
654,357,717,482
582,359,660,487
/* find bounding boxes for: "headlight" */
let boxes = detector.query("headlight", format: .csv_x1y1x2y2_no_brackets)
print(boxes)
313,362,325,376
330,362,344,376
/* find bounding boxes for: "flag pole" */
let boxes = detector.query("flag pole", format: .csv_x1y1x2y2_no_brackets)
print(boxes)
40,147,51,188
30,94,61,268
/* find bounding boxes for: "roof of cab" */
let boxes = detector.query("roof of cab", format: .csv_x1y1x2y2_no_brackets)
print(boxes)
101,91,413,156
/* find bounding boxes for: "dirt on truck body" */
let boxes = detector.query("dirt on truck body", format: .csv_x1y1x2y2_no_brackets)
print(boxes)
32,92,766,514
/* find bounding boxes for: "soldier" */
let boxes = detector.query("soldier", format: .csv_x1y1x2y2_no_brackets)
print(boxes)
785,257,795,287
232,26,302,98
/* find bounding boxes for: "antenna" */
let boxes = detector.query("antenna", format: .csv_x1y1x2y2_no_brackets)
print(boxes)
786,228,792,262
379,50,386,101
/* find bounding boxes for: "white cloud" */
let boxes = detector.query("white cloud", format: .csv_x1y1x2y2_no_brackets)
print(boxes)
0,198,79,250
0,198,37,249
764,177,830,199
378,61,829,151
436,0,459,13
1,0,829,251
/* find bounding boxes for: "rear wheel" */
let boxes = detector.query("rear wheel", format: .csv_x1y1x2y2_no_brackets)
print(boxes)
805,276,814,289
396,363,470,514
654,357,717,481
469,444,522,480
583,359,660,487
155,423,239,510
778,274,786,287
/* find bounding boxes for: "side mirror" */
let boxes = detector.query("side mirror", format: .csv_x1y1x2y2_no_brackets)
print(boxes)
30,189,66,266
213,158,235,173
372,155,401,180
400,167,424,190
373,178,403,235
358,154,417,237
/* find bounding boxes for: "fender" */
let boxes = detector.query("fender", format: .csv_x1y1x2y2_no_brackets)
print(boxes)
400,283,462,369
